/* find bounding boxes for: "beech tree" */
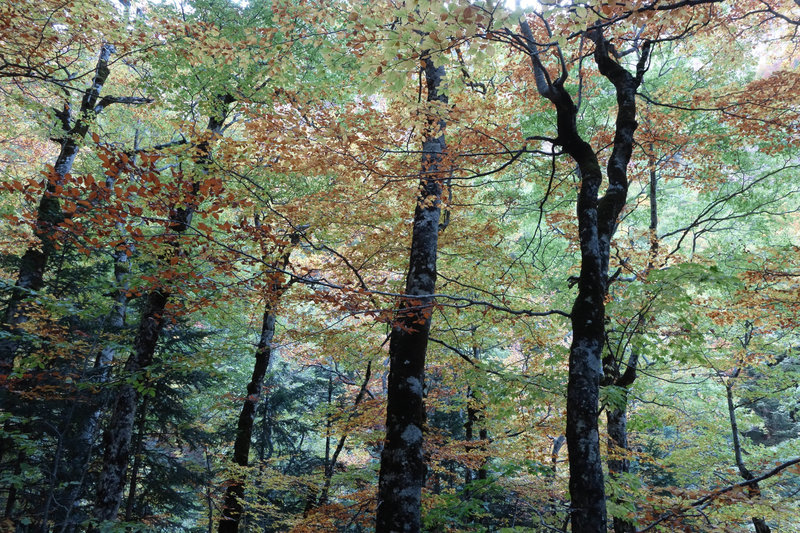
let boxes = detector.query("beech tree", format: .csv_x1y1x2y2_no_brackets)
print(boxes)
1,1,799,532
376,54,448,533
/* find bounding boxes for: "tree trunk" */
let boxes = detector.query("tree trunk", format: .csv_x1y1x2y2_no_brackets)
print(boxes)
604,143,659,533
218,307,278,533
607,402,635,533
726,379,771,533
218,225,300,532
58,140,136,531
318,362,371,507
0,49,117,507
124,396,148,521
92,102,231,527
92,289,169,524
376,55,447,533
0,44,115,375
520,20,650,531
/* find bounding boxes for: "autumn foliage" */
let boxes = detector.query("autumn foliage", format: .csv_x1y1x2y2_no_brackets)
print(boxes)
0,1,799,532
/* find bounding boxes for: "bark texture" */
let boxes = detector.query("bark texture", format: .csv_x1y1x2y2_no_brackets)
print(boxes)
376,56,447,533
519,20,650,531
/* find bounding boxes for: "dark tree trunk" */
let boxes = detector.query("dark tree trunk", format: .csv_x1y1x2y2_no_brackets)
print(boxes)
464,387,476,486
376,55,447,533
218,307,278,533
303,362,371,519
726,378,771,533
464,347,488,487
92,289,169,524
607,402,635,533
0,44,115,376
519,21,650,532
92,103,231,528
218,226,300,532
124,396,148,522
604,347,639,533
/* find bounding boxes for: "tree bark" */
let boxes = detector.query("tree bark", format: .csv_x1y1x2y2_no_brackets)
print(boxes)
0,44,115,375
58,137,137,531
376,55,447,533
519,20,650,531
464,358,488,491
218,226,300,532
92,289,169,524
607,401,635,533
124,396,148,521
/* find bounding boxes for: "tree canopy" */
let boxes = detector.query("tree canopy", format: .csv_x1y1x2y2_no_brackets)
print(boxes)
0,0,799,532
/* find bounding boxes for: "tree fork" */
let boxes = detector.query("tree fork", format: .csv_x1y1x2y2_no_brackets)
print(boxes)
519,17,650,531
0,43,151,376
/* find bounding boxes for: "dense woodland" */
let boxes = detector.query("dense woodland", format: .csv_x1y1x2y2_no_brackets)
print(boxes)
0,0,799,531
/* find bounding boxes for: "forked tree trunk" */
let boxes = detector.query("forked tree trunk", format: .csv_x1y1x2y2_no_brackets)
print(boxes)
519,20,650,531
310,362,372,511
376,55,447,533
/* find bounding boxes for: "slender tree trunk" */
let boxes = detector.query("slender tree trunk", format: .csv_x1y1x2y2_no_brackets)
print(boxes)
726,379,771,533
607,401,634,533
317,362,371,508
464,346,488,488
124,396,148,521
376,55,447,533
92,102,231,527
205,449,215,533
603,347,639,533
0,44,115,375
464,387,475,487
3,452,23,519
218,306,278,533
218,226,300,533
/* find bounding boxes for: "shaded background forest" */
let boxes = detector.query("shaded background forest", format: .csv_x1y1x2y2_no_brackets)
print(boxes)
0,0,799,531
